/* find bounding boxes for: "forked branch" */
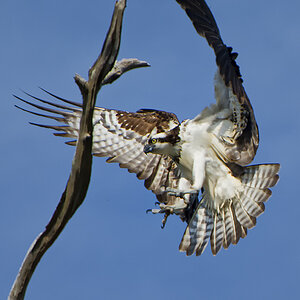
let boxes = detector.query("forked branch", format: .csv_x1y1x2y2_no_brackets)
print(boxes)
8,0,149,299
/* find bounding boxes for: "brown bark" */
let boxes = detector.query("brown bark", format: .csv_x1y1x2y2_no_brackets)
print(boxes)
8,1,149,299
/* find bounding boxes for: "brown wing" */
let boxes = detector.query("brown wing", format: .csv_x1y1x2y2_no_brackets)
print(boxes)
176,0,259,165
14,90,188,208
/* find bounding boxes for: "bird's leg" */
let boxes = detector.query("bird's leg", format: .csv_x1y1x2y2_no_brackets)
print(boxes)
164,187,199,198
161,211,170,228
146,200,188,215
147,154,205,227
146,199,188,228
165,152,205,198
191,150,205,190
146,207,170,228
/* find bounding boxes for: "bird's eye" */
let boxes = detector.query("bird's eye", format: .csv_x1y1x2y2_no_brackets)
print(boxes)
150,138,157,144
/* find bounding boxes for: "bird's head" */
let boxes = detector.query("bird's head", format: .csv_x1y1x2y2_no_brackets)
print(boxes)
144,131,180,157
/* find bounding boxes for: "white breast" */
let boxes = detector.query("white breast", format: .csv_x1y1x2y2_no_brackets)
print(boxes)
177,116,242,211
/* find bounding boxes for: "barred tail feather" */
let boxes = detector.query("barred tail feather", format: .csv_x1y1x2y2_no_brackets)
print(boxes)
179,163,279,256
234,200,256,229
240,186,272,203
239,164,280,219
228,203,242,245
222,207,233,249
241,225,247,238
241,164,280,187
180,194,245,256
240,196,265,218
210,214,224,255
223,163,279,248
179,202,213,256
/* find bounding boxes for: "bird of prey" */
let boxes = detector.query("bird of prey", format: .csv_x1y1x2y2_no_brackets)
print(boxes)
16,0,279,256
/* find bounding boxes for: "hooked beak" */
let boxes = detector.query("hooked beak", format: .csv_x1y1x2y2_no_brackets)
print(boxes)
144,144,154,154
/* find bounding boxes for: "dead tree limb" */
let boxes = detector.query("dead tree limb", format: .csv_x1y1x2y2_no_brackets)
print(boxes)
8,1,149,299
102,58,150,85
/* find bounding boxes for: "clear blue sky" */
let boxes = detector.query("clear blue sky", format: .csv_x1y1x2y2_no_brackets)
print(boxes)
1,1,299,299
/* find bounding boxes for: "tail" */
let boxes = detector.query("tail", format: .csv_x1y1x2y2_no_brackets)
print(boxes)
179,163,280,256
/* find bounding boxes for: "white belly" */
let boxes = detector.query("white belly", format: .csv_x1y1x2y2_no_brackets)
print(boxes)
176,116,242,208
178,119,211,168
205,160,241,210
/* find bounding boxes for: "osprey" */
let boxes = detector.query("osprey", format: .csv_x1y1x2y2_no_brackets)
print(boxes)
16,0,279,256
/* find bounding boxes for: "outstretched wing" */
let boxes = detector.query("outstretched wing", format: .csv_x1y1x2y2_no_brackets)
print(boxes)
176,0,259,165
15,90,185,207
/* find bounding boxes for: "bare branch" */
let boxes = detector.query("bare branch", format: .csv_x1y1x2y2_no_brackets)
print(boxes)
88,0,126,95
74,74,88,98
102,58,150,85
8,1,130,299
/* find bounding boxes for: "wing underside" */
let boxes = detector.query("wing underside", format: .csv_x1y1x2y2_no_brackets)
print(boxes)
176,0,259,165
15,90,195,218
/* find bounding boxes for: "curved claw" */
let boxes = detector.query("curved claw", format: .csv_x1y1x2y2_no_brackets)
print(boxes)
146,208,162,214
161,212,170,229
